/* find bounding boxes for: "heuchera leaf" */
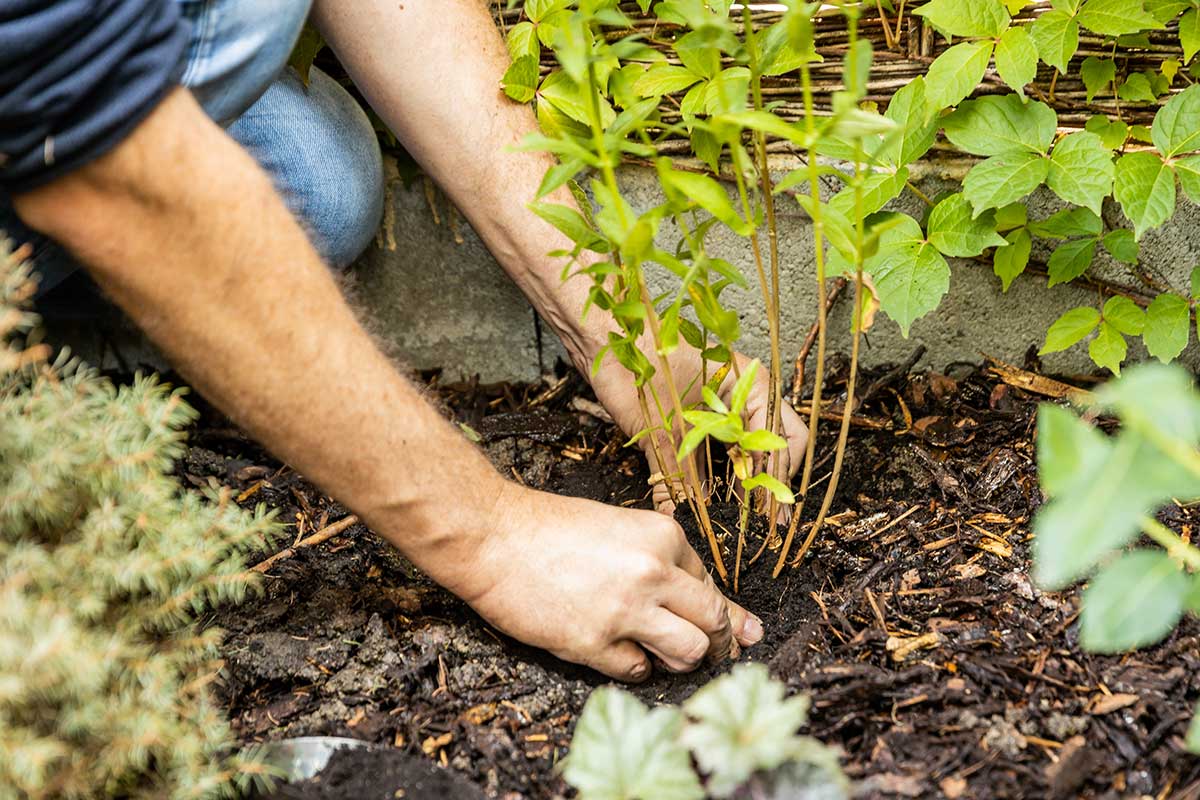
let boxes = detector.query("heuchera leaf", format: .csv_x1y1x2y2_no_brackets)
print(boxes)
1040,306,1100,354
943,95,1058,156
913,0,1011,38
994,228,1032,291
562,688,703,800
1030,10,1080,74
924,41,995,110
927,194,1009,256
681,664,814,798
1142,293,1191,362
995,26,1040,96
1080,550,1189,652
1114,151,1176,239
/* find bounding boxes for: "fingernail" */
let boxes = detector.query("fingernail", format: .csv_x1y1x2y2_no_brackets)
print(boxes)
631,661,650,681
741,614,764,644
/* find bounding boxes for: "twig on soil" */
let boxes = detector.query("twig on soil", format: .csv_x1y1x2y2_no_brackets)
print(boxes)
790,277,848,407
858,345,926,409
984,356,1090,401
249,514,360,574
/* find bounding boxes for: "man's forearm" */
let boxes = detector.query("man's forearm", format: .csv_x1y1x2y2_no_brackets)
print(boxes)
13,88,505,597
312,0,610,376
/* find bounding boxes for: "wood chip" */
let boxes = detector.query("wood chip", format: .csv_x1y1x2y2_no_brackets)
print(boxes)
422,732,452,756
940,776,968,799
886,631,944,662
1088,692,1139,715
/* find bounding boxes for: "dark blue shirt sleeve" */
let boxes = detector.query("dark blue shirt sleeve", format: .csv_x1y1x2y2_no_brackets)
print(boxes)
0,0,189,193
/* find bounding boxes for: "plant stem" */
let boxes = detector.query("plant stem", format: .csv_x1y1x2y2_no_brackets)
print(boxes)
773,58,829,578
1141,516,1200,571
735,491,750,592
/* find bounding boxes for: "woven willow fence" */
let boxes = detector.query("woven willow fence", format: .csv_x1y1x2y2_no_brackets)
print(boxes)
492,1,1184,157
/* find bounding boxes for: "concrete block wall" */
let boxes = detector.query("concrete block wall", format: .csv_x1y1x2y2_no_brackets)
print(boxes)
354,156,1200,383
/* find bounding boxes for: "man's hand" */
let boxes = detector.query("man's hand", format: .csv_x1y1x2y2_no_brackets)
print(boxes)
590,348,809,516
451,483,762,680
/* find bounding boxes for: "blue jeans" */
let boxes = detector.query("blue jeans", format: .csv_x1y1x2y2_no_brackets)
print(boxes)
2,0,384,294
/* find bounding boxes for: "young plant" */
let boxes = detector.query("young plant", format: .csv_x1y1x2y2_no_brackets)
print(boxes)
560,662,847,800
1033,364,1200,747
0,243,280,797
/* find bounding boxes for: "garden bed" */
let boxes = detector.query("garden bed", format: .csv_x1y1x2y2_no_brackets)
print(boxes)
187,358,1200,798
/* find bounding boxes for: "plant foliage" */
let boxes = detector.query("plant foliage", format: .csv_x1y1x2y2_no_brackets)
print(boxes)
0,243,280,798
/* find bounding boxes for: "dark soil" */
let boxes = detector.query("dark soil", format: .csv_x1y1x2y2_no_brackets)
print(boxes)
273,746,485,800
189,361,1200,799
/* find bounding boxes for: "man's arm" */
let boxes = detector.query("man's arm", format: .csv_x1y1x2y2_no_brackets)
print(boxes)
12,87,762,679
311,0,807,515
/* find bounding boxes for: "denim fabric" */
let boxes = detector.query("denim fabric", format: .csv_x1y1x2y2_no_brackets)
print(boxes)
1,0,385,294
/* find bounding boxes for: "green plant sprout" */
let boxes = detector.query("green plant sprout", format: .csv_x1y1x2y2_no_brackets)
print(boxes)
1033,364,1200,749
560,662,847,800
503,0,1200,586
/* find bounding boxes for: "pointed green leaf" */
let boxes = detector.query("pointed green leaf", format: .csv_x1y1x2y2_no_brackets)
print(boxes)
740,472,796,503
740,429,789,453
1077,0,1164,36
1143,293,1191,362
1029,207,1103,238
729,359,760,415
1085,114,1130,150
1175,154,1200,204
1089,320,1127,374
633,64,704,96
881,78,939,168
506,21,541,61
1103,295,1145,335
995,26,1040,96
963,151,1050,214
1102,228,1139,264
994,227,1032,290
1030,10,1080,74
927,193,1009,256
913,0,1011,38
661,170,752,236
1080,550,1188,652
1046,131,1115,215
943,95,1059,156
1114,151,1176,239
1041,306,1100,354
1153,84,1200,157
1081,57,1116,102
924,41,995,110
502,55,541,103
1182,8,1200,64
1047,237,1098,286
529,202,606,250
858,213,950,336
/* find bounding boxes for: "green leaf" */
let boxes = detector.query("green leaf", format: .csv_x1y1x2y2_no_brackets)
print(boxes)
857,214,950,336
963,152,1050,214
995,202,1029,231
881,78,939,168
1037,403,1108,496
943,95,1058,156
924,41,995,110
502,55,540,103
1029,207,1103,238
288,25,326,87
539,70,611,126
506,21,541,61
1047,237,1098,286
927,194,1009,256
1118,72,1159,104
660,170,752,236
529,202,605,251
1030,10,1080,74
740,429,788,453
1078,0,1164,36
1040,306,1100,354
1103,295,1145,335
674,29,725,79
1175,154,1200,204
704,67,751,115
995,26,1040,96
1182,8,1200,64
1081,57,1116,102
1085,114,1130,150
829,168,910,218
1101,228,1139,264
633,64,704,96
994,228,1032,290
913,0,1011,38
681,664,814,798
562,687,703,800
1152,84,1200,157
1080,550,1188,652
729,359,760,415
1143,293,1191,362
1046,131,1114,215
1089,320,1127,373
741,472,796,503
1115,151,1177,239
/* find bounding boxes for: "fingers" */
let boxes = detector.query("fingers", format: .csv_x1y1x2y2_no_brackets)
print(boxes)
678,546,764,649
633,608,714,673
588,640,652,683
780,402,807,479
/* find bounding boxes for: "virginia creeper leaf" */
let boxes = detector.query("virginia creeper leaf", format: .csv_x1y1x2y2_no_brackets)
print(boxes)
1103,295,1145,336
912,0,1011,38
881,78,939,168
1077,0,1164,36
963,152,1050,214
943,95,1058,156
1183,8,1200,63
927,194,1008,256
994,228,1032,290
1047,131,1115,215
1152,84,1200,157
1081,56,1116,102
1037,403,1108,497
924,41,995,110
1089,320,1128,374
1143,293,1191,362
1047,237,1099,286
1030,10,1080,74
856,213,950,336
633,64,704,96
995,26,1040,96
1101,229,1139,264
1114,151,1176,239
1175,155,1200,204
1040,306,1100,354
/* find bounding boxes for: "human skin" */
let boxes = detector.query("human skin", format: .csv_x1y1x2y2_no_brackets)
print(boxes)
13,87,759,681
310,0,808,515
